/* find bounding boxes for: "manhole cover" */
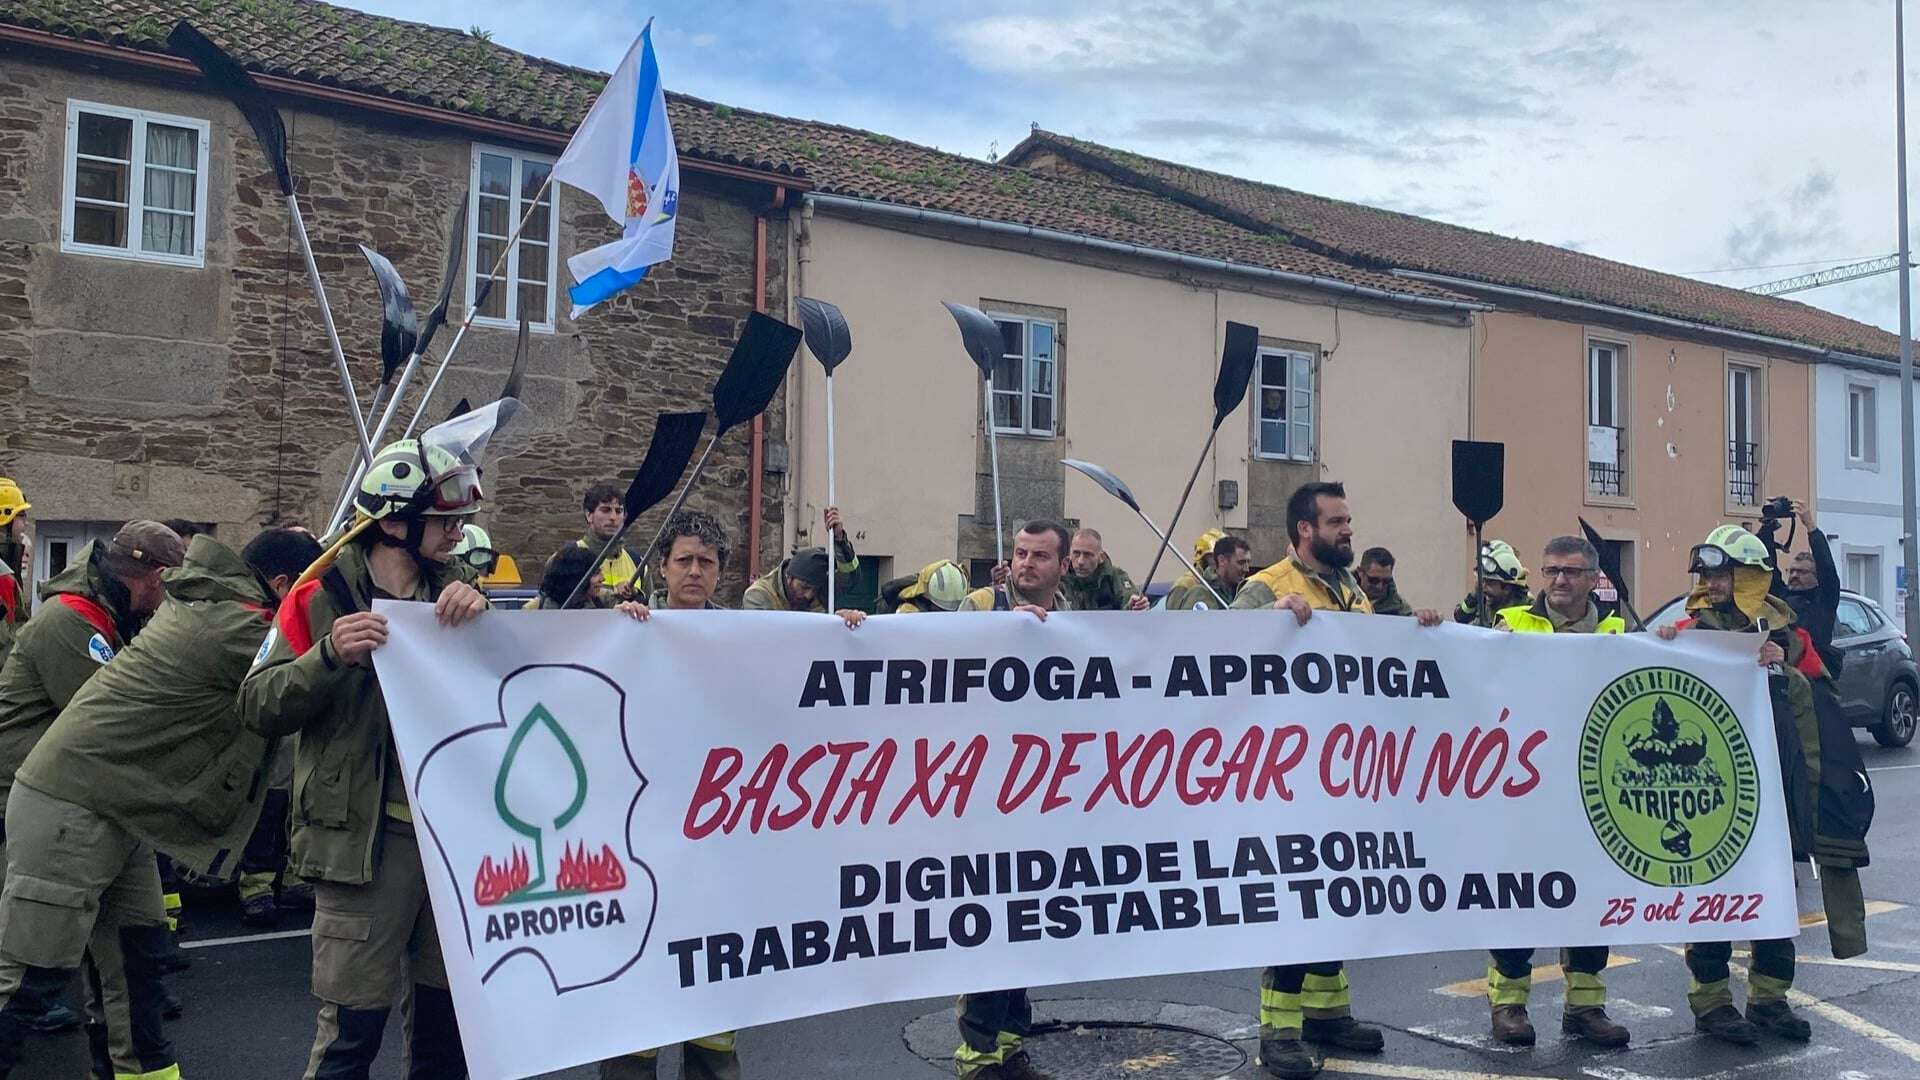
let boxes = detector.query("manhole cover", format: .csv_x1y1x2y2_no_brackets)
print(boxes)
1025,1022,1246,1079
903,997,1257,1077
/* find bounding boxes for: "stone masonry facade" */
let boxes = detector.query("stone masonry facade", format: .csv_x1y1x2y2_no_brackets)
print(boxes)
0,49,789,599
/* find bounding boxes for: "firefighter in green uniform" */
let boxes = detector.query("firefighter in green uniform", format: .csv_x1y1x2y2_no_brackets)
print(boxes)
1455,540,1529,625
0,528,318,1080
953,521,1074,1080
1356,547,1413,617
579,480,647,599
1232,483,1445,1078
742,507,859,613
1062,528,1145,611
238,439,490,1079
0,520,183,1053
1656,525,1837,1045
880,560,969,614
1483,536,1631,1047
0,478,28,670
1166,531,1252,611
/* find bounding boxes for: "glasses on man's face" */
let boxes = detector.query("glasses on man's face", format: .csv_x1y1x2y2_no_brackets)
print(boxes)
1539,565,1596,580
1358,572,1393,588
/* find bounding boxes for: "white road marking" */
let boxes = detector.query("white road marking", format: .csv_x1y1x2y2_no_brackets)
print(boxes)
1601,997,1674,1021
1787,989,1920,1064
1794,954,1920,974
1405,1025,1529,1055
1581,1045,1837,1080
1321,1059,1562,1080
180,928,312,949
1865,762,1920,772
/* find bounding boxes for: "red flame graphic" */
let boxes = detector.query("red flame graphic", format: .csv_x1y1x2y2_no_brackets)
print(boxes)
474,847,531,906
626,169,649,219
556,841,628,894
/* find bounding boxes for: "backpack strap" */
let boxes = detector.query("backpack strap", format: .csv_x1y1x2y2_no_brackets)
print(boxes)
54,594,119,648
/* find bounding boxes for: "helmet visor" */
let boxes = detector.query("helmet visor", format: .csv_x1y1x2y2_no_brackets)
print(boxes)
1689,544,1733,573
457,546,499,572
1478,553,1522,582
425,462,484,515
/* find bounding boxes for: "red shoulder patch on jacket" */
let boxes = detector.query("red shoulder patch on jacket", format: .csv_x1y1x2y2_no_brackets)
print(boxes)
274,580,323,656
1792,626,1827,680
54,593,118,647
1675,616,1697,631
0,575,17,625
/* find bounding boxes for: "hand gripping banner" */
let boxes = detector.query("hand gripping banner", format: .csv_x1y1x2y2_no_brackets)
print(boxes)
373,604,1796,1080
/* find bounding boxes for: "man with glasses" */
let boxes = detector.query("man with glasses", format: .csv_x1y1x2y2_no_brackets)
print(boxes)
1356,547,1412,617
1484,536,1630,1047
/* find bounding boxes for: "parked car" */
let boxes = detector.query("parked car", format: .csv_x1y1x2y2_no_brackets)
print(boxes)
483,586,540,611
1644,590,1918,747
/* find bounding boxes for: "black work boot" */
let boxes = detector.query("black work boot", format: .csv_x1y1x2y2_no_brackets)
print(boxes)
1490,1003,1536,1046
1257,1038,1318,1079
1746,1001,1812,1041
1562,1007,1630,1047
682,1042,740,1080
1694,1005,1760,1046
1302,1015,1385,1053
975,1050,1054,1080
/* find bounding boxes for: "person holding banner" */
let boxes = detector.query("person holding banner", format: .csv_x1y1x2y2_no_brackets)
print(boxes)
1356,547,1414,617
742,506,860,615
1228,483,1389,1076
603,508,742,1080
952,520,1074,1080
1483,536,1632,1048
1062,528,1145,611
238,439,490,1080
1655,525,1827,1046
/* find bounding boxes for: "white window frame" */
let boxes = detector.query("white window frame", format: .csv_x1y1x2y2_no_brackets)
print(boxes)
466,143,560,332
984,312,1059,437
1252,346,1316,462
1846,380,1879,469
1585,338,1630,500
1726,361,1762,508
1844,549,1883,603
60,100,210,268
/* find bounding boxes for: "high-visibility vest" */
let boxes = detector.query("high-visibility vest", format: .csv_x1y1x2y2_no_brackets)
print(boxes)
1499,605,1625,635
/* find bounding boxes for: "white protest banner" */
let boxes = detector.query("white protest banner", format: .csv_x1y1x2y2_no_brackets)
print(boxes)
372,604,1796,1080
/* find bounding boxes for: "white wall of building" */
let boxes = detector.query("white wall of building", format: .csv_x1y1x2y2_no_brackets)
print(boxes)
1812,362,1918,615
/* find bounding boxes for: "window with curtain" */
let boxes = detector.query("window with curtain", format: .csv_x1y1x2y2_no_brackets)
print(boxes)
62,101,209,266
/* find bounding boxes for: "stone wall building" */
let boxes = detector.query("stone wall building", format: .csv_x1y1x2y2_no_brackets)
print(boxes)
0,1,797,598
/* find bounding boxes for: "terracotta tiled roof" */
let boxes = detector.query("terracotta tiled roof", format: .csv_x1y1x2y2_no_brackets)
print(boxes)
0,0,1471,305
1007,130,1904,361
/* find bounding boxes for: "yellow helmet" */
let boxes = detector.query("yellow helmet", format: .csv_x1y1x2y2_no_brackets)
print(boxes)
451,523,498,574
354,439,483,521
1193,527,1227,563
919,560,969,612
0,478,27,527
1691,524,1771,572
1477,539,1528,586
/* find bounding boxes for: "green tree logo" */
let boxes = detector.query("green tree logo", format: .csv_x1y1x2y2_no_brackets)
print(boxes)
474,703,627,905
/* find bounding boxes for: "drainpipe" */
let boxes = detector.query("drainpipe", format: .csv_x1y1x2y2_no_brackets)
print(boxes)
747,185,785,577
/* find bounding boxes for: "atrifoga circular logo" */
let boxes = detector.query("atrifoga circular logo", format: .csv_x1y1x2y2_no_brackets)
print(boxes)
1580,667,1760,887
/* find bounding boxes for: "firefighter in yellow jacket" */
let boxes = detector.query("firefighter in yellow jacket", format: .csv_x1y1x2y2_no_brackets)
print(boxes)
1484,536,1631,1048
1231,482,1445,1078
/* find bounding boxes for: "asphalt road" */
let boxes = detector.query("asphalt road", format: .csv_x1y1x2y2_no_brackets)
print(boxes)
20,736,1920,1080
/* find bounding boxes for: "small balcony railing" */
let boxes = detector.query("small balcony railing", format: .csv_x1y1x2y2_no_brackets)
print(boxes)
1728,440,1760,505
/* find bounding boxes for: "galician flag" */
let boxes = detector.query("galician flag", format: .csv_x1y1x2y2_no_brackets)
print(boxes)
553,21,679,318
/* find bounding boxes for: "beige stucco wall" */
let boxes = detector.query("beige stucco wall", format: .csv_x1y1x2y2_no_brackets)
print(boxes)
1472,311,1814,608
786,212,1475,605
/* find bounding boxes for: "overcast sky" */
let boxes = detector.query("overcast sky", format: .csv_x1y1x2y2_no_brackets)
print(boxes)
357,0,1917,333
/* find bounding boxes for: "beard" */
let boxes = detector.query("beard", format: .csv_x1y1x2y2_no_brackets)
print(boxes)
1310,534,1353,569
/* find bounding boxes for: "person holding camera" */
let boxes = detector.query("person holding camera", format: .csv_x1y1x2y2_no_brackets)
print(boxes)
1758,499,1840,675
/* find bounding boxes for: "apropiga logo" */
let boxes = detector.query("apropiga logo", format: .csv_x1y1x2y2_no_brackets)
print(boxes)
416,664,657,992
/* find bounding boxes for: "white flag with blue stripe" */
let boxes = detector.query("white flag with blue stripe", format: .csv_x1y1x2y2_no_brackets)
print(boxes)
553,22,679,318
